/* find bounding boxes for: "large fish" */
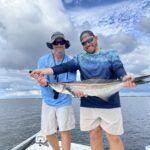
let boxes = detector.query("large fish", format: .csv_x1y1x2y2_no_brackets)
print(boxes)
46,75,150,101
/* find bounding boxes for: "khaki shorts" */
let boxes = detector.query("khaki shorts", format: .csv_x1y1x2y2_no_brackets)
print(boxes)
41,102,75,136
80,107,124,135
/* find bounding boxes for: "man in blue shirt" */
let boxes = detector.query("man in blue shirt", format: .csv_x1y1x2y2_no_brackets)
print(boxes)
31,30,135,150
31,32,76,150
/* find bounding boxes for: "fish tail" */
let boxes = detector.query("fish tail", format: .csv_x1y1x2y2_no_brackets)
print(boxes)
134,75,150,85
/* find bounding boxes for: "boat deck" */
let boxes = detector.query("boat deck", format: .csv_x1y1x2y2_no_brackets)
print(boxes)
12,132,90,150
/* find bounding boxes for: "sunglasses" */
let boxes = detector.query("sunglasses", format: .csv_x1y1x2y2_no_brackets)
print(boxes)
53,40,66,46
53,75,59,99
81,37,94,46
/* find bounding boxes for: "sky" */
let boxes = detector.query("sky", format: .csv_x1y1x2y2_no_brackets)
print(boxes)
0,0,150,98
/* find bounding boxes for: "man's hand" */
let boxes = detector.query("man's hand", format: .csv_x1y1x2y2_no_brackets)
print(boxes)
122,75,136,88
30,71,48,86
37,77,48,87
73,91,88,98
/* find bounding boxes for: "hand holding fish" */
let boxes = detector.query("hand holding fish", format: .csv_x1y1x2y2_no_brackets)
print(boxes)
37,77,48,86
122,75,136,88
30,71,48,86
73,91,88,98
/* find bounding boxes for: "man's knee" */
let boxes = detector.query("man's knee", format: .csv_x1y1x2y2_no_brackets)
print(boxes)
106,134,121,143
89,127,102,141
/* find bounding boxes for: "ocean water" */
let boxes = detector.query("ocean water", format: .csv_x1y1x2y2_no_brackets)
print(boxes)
0,97,150,150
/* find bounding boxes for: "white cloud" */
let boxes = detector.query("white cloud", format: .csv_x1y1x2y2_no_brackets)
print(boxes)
97,32,137,54
0,68,38,89
120,45,150,74
0,68,41,98
138,16,150,33
0,0,76,69
0,89,41,99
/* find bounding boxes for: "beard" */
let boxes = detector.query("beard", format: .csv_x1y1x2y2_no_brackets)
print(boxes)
86,43,98,54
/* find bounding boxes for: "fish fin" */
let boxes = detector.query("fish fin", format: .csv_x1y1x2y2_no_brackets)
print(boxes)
96,95,109,101
65,87,75,96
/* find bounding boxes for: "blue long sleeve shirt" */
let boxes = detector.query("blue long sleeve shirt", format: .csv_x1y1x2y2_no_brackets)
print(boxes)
52,49,126,108
38,53,76,107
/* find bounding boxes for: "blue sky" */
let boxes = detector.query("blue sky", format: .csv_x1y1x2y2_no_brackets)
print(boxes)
0,0,150,98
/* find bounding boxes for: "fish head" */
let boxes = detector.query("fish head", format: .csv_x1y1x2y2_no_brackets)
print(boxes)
50,83,64,92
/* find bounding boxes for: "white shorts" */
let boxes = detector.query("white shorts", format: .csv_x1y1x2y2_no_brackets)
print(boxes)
41,102,75,136
80,107,124,135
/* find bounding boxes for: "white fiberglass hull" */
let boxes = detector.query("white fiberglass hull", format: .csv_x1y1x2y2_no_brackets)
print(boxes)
12,131,90,150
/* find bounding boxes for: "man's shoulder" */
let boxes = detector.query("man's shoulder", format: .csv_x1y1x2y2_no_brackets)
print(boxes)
64,54,73,60
76,52,86,57
37,54,52,66
72,53,86,62
39,53,51,61
101,49,119,57
101,49,117,54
